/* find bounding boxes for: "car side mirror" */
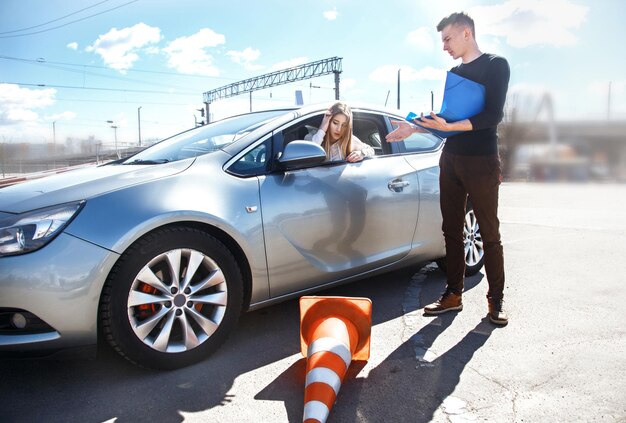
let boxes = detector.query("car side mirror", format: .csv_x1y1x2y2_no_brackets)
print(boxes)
277,141,327,169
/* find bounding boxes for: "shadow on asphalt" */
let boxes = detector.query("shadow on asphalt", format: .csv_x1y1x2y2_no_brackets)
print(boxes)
252,266,489,423
337,315,496,422
0,265,493,423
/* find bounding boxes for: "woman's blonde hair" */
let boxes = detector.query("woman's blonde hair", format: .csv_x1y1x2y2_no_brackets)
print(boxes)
322,101,353,159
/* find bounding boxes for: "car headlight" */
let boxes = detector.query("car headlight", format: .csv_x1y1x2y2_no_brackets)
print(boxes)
0,201,84,257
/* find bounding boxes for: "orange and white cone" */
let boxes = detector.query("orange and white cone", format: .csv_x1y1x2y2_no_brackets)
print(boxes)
299,296,372,423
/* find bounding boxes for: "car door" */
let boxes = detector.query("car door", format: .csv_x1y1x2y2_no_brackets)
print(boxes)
259,111,420,298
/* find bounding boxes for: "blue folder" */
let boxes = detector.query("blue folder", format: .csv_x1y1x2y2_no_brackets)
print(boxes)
406,71,486,138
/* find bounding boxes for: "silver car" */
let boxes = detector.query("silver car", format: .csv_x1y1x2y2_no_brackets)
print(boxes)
0,103,484,369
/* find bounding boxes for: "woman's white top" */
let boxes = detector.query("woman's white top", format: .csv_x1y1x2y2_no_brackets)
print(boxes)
311,130,375,161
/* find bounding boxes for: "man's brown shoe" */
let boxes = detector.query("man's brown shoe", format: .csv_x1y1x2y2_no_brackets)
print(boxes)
488,299,508,326
424,290,463,315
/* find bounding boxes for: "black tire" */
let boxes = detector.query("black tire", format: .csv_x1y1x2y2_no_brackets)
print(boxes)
436,202,485,277
99,226,243,370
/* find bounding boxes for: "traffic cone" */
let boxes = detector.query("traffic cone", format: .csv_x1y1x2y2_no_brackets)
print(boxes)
299,296,372,423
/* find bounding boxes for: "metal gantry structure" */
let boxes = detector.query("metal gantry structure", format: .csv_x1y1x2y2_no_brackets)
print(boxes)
202,57,342,123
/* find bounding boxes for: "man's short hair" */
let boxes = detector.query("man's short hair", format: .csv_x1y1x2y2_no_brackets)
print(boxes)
437,12,475,37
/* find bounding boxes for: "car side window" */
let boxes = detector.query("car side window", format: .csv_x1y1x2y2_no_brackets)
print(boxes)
227,136,271,177
281,116,322,148
385,117,444,154
276,110,417,166
352,115,385,155
394,132,442,153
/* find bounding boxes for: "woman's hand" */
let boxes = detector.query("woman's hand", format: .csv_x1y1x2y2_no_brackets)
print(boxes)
319,108,332,132
346,150,364,162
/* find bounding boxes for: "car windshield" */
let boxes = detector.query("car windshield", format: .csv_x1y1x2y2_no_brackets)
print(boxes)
122,110,287,164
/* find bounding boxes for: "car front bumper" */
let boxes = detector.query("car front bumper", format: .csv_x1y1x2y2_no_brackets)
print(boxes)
0,232,119,355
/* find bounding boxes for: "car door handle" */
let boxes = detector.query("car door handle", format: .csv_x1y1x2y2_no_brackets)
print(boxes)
388,179,410,192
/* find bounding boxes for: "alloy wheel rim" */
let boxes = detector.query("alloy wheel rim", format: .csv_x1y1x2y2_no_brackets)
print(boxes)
463,209,484,267
127,248,228,353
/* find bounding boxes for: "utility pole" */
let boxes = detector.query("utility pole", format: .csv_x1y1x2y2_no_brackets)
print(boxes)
111,125,118,158
138,106,142,146
1,142,5,178
397,69,401,109
107,120,119,158
52,121,57,168
606,81,612,120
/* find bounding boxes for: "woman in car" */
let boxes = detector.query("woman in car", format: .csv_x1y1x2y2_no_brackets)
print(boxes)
311,101,374,162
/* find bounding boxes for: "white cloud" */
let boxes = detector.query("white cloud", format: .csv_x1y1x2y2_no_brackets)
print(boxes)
324,7,339,21
369,65,446,84
471,0,588,48
163,28,226,76
270,57,309,71
342,78,357,90
339,77,365,97
67,42,78,50
144,46,160,55
406,27,434,51
86,23,162,72
45,111,77,122
226,47,264,71
0,84,56,125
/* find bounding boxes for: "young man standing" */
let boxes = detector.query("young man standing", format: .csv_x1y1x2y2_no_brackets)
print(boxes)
386,12,510,325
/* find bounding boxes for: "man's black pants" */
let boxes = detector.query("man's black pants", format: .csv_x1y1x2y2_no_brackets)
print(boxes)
439,151,505,301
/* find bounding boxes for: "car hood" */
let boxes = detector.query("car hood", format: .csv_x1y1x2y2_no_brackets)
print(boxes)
0,159,194,213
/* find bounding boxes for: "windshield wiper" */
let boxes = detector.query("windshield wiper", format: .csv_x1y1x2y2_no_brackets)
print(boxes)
125,159,171,165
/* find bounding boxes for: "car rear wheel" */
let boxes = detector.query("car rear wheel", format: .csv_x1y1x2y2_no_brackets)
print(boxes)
436,202,485,277
99,226,243,369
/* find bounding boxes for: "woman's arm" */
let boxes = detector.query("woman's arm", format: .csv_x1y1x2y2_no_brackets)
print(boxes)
351,135,375,157
311,129,325,145
346,135,374,162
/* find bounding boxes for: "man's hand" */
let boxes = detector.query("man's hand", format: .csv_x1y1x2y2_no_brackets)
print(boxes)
415,112,450,131
386,120,425,142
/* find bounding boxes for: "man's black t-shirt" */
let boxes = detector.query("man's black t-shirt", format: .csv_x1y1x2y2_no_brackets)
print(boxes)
444,53,510,156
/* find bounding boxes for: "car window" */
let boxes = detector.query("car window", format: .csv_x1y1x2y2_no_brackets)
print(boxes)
353,115,385,155
122,110,286,164
281,116,323,146
280,112,389,155
394,132,442,153
386,117,443,154
227,135,272,177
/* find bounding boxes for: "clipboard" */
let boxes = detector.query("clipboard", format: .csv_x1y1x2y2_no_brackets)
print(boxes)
406,71,486,138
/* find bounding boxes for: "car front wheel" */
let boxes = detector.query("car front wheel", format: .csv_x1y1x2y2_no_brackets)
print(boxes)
99,226,243,369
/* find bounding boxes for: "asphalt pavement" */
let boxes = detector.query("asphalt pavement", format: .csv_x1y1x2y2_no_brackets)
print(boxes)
1,182,625,422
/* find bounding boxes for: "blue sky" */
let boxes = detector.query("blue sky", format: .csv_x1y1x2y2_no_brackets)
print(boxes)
0,0,624,148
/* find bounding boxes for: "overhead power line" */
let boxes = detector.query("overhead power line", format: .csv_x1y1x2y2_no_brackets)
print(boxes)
0,0,139,38
2,81,199,96
54,97,192,106
0,0,112,35
0,55,239,81
1,56,207,93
